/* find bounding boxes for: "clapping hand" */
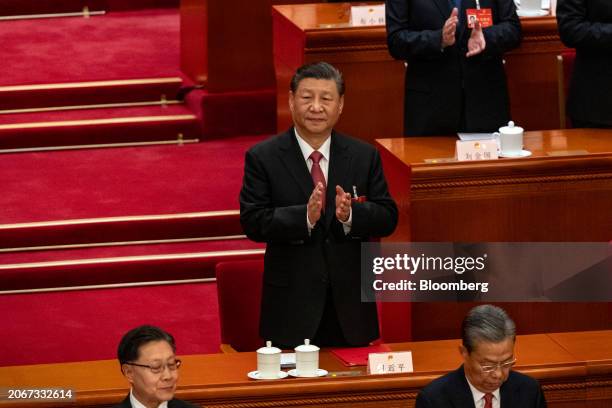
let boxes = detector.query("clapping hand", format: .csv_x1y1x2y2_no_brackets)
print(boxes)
466,20,486,57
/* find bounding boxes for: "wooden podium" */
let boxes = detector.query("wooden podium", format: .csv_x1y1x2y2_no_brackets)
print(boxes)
272,2,568,141
377,129,612,341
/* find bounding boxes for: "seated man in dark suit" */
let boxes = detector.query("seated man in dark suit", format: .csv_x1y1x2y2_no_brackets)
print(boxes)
416,305,547,408
114,325,196,408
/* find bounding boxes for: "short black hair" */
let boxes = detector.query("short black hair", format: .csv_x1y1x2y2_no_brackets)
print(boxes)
290,61,345,96
462,305,516,354
117,325,176,365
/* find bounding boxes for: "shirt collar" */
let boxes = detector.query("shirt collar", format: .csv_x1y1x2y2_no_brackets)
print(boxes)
129,389,169,408
294,128,331,163
465,376,500,407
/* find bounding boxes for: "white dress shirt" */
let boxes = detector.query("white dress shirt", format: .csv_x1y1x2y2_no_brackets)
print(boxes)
294,129,352,233
466,377,501,408
129,389,169,408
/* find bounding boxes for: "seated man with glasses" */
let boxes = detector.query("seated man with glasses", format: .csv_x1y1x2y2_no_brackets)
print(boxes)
416,305,547,408
115,325,195,408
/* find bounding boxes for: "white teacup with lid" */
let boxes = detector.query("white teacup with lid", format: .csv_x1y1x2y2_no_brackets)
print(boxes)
295,339,320,377
256,341,281,379
497,121,524,156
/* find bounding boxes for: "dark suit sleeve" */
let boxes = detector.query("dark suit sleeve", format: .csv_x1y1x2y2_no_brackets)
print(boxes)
385,0,446,61
415,391,433,408
169,399,199,408
240,149,310,243
349,149,398,238
482,0,522,56
557,0,612,51
536,382,548,408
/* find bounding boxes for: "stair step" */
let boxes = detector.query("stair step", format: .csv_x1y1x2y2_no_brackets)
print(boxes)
0,77,184,111
2,9,180,87
0,239,265,291
106,0,179,10
0,105,201,150
0,211,243,250
0,0,178,17
0,135,267,248
0,0,104,17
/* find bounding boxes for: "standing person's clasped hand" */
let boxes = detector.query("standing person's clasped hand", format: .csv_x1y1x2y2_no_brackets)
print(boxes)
467,20,487,57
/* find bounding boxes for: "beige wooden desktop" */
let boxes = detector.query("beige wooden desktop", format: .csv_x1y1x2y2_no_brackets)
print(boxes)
1,331,611,407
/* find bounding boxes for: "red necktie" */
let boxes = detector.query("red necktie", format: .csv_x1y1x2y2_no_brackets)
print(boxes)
309,151,326,211
483,393,493,408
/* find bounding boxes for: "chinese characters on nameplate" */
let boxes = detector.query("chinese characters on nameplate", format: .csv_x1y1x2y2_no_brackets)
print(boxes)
367,351,414,375
456,140,499,162
350,4,385,27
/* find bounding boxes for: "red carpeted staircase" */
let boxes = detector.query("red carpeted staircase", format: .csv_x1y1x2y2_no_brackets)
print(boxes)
0,8,205,152
0,137,267,286
0,282,220,366
0,240,264,291
0,2,271,365
0,0,178,18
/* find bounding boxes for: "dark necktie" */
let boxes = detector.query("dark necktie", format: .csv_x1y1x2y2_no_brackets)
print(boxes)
483,393,493,408
309,151,326,211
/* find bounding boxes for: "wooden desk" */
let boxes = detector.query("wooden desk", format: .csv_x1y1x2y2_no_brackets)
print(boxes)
377,128,612,242
377,129,612,341
1,331,611,408
273,2,567,142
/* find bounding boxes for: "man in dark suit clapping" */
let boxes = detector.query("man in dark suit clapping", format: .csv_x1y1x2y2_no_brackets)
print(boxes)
240,62,398,348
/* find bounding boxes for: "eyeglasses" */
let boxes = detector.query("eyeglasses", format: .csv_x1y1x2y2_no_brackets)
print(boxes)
124,359,182,374
480,358,516,373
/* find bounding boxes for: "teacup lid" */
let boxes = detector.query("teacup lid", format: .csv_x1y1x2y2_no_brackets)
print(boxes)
295,339,320,352
499,121,523,134
257,341,281,354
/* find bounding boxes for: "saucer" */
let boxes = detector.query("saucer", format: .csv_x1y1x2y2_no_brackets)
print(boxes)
247,370,289,380
287,368,328,378
517,9,548,17
499,149,532,158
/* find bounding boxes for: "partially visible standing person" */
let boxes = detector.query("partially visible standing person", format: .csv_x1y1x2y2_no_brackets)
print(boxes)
386,0,522,136
557,0,612,128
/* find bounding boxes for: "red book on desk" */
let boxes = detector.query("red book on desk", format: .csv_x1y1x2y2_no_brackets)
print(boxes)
330,344,392,366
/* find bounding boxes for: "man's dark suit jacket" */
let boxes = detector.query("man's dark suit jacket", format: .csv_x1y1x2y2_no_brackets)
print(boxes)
113,395,197,408
557,0,612,126
239,129,398,347
386,0,522,136
416,365,547,408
